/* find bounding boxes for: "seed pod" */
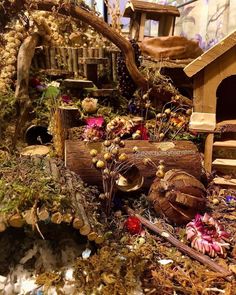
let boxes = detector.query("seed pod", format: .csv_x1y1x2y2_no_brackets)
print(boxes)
90,149,98,157
96,160,105,169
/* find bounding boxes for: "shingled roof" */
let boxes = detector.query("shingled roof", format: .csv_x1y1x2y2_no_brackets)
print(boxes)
123,0,180,20
184,30,236,77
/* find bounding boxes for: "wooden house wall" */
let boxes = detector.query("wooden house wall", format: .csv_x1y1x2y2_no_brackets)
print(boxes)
193,45,236,114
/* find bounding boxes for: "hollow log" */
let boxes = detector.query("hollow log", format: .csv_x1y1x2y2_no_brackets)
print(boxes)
65,140,202,189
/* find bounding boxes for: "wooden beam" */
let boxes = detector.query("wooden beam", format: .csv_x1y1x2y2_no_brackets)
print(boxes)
138,13,146,41
204,133,214,173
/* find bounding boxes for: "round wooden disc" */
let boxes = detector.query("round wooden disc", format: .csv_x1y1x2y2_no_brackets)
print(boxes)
20,145,50,156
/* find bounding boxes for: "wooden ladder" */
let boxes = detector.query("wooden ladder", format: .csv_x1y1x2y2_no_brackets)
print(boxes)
204,120,236,187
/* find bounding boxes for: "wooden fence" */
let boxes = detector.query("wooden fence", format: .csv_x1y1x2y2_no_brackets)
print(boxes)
32,46,119,83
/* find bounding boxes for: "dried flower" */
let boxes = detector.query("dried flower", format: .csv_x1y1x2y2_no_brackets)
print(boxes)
82,97,98,113
83,116,104,141
61,94,72,104
186,213,230,257
124,216,142,235
225,195,236,205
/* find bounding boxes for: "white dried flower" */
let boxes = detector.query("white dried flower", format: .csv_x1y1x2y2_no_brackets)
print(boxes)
81,97,98,113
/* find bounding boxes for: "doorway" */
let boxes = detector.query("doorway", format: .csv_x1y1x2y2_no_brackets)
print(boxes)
216,75,236,122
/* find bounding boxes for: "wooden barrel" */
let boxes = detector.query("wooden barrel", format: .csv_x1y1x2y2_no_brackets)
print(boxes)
65,140,202,189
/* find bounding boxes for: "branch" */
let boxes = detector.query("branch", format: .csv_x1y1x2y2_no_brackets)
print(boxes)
125,207,232,278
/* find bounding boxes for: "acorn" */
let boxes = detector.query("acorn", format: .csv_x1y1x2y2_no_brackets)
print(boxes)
96,160,105,169
90,149,98,157
157,113,162,119
159,133,164,139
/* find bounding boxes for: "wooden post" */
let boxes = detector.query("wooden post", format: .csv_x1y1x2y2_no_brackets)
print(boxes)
49,47,57,69
56,46,62,69
111,51,117,82
83,47,88,77
138,13,146,41
158,15,174,36
204,133,214,173
72,47,78,77
44,46,50,68
59,47,67,70
130,12,141,41
77,47,83,76
67,47,73,72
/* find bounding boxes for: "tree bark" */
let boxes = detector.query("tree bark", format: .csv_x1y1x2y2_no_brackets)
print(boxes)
13,33,40,146
65,140,202,189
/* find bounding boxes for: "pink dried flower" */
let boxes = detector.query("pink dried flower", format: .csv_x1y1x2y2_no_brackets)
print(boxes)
186,213,230,257
83,116,105,141
85,116,104,127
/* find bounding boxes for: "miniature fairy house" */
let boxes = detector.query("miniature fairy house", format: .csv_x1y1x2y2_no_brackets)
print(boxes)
123,0,180,41
184,30,236,178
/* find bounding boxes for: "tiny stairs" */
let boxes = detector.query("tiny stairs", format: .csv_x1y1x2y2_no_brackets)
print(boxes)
204,120,236,187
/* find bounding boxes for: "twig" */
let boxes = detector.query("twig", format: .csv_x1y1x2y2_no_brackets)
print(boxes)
125,207,233,278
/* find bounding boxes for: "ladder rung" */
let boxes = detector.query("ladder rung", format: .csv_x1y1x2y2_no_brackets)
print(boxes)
212,159,236,167
213,177,236,186
213,140,236,148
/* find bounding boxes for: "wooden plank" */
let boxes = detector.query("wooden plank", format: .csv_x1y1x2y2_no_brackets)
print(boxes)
78,57,108,64
130,13,141,40
49,47,57,69
87,89,118,97
212,159,236,167
123,0,180,18
62,79,93,88
184,30,236,77
44,46,50,68
213,177,236,187
213,140,236,148
204,133,214,173
215,120,236,133
138,12,146,41
158,15,174,36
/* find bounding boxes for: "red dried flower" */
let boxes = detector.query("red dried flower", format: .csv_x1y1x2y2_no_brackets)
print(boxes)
124,216,142,235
